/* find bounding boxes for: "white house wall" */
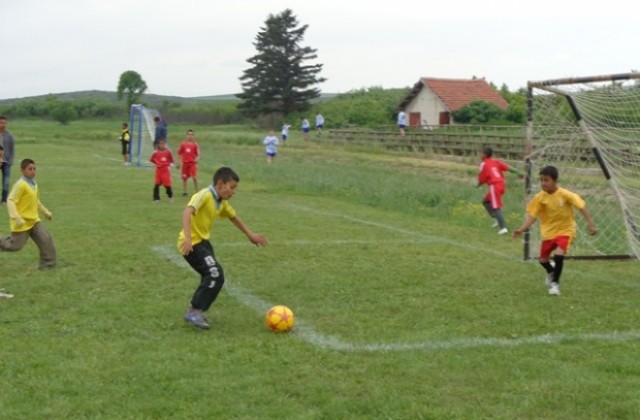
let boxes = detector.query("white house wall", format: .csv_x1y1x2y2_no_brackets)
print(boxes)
405,86,449,127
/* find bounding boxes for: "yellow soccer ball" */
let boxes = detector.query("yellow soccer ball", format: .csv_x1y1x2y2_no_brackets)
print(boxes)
265,305,295,333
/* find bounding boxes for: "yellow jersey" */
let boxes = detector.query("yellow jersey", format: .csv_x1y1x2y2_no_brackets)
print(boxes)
177,186,236,249
8,177,40,232
526,187,585,241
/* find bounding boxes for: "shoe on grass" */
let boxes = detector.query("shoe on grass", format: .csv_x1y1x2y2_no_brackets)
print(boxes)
548,282,560,296
498,228,508,235
184,309,210,329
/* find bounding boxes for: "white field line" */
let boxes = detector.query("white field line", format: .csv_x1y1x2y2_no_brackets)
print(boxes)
154,244,640,352
249,196,520,261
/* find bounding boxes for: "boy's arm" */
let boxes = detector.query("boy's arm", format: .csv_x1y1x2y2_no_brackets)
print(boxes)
179,206,196,255
229,215,268,247
512,214,537,239
38,201,53,220
580,207,597,235
6,199,25,227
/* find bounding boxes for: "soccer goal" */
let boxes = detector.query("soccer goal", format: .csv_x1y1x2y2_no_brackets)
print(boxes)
524,72,640,260
129,104,161,166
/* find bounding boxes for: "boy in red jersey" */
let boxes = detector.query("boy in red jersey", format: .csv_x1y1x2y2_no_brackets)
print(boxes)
150,138,174,203
477,146,521,235
177,129,200,196
513,166,596,295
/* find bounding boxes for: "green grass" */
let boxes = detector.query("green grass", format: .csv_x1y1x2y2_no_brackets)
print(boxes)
1,120,639,419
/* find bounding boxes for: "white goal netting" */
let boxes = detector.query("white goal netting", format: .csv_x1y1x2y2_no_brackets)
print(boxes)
129,104,161,167
525,73,640,260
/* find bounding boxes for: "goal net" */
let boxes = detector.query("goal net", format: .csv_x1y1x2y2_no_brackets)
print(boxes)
525,72,640,260
129,104,161,166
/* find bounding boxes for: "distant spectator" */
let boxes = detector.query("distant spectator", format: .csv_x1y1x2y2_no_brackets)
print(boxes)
153,116,168,149
397,110,407,136
315,113,325,136
281,123,291,144
301,118,310,141
0,116,16,204
263,130,279,164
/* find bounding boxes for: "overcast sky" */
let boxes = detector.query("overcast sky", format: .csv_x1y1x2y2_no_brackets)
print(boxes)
1,0,637,99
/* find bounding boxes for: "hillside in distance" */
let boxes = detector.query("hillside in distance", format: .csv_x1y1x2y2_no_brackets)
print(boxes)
0,90,338,106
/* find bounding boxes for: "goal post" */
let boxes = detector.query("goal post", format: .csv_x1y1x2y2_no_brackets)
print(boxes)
129,104,161,167
525,72,640,260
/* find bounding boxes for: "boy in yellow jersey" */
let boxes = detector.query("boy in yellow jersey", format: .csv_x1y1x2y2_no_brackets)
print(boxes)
513,166,596,295
119,122,130,165
0,159,56,269
178,167,268,329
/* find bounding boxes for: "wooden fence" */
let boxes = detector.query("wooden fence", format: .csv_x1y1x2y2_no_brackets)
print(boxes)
325,127,527,159
324,127,638,163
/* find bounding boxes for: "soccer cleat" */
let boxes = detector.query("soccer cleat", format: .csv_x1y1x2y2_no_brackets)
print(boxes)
498,228,509,235
182,192,188,197
184,309,210,329
491,220,499,228
548,282,560,296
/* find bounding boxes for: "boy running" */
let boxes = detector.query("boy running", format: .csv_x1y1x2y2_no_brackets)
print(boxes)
477,146,522,235
0,158,57,269
513,165,597,295
178,167,268,329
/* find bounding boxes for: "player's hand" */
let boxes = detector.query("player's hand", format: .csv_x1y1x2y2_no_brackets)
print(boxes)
180,239,193,256
250,234,268,247
588,224,597,235
512,229,523,239
45,212,53,221
14,218,25,228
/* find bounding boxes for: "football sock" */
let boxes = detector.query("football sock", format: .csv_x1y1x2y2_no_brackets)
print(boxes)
553,255,565,284
540,261,554,274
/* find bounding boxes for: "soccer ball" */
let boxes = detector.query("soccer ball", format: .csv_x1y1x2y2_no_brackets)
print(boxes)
265,305,295,333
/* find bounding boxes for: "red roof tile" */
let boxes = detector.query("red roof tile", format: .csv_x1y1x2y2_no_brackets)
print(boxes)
421,78,509,111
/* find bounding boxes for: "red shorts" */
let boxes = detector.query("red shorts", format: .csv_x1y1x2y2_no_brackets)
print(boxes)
181,162,197,181
483,183,505,210
540,236,571,259
155,167,172,187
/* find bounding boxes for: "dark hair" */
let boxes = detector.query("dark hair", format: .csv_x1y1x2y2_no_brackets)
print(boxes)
187,129,194,134
0,116,6,121
482,146,493,157
154,116,160,122
539,165,559,180
213,167,239,185
21,158,35,169
122,122,128,128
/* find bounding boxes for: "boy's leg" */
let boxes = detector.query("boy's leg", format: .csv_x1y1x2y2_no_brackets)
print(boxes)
153,185,160,201
0,230,30,252
165,186,173,199
183,240,225,312
30,222,57,268
493,209,507,231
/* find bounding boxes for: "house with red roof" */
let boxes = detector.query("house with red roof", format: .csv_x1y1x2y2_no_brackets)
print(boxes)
398,77,509,127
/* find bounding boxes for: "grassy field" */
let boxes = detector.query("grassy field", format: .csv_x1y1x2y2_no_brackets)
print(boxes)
1,119,639,419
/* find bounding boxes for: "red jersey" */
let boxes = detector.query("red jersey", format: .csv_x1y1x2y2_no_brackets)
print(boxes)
150,148,174,168
177,141,200,164
478,158,509,186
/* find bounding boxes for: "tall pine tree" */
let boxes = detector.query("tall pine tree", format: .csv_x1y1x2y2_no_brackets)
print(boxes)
237,9,326,117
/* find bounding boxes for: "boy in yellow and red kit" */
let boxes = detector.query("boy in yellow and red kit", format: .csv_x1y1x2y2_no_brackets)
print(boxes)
150,138,174,203
177,129,200,197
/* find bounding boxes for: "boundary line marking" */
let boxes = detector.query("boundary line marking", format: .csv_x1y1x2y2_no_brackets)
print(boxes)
154,245,640,352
